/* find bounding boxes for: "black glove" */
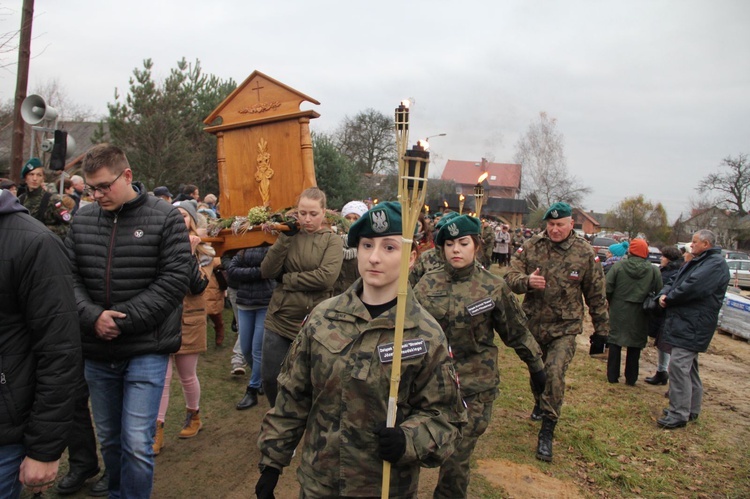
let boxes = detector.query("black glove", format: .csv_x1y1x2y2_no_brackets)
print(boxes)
255,466,280,499
588,333,608,355
530,369,547,395
374,423,406,463
281,221,299,237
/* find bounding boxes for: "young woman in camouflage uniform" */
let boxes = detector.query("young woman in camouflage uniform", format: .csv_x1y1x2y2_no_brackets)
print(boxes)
414,214,545,498
256,201,465,499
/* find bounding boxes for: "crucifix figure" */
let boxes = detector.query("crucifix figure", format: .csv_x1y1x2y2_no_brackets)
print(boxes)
251,80,265,102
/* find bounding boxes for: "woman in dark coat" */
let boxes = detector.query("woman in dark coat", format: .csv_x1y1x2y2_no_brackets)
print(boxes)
644,246,684,385
605,239,663,385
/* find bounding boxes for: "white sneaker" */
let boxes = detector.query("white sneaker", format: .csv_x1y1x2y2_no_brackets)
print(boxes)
231,366,246,376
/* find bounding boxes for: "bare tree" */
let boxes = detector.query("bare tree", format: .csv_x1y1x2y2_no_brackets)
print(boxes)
697,153,750,216
607,194,672,244
513,111,591,211
335,108,396,175
33,78,95,121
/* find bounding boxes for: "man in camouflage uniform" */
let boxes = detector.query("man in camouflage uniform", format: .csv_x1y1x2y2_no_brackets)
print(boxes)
505,202,609,462
18,158,71,239
256,202,465,498
415,214,545,497
480,219,495,267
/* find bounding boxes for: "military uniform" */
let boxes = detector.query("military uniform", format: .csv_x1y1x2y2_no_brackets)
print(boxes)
257,281,465,498
19,186,71,240
480,223,494,266
505,230,609,420
408,247,443,287
415,262,543,497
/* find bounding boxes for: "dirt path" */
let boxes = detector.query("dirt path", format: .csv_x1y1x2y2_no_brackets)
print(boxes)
48,308,750,498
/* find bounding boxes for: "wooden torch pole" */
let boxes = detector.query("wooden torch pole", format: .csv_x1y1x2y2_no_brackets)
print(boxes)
381,109,429,497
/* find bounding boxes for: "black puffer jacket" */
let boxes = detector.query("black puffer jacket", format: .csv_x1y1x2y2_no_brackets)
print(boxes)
661,247,730,352
0,190,82,461
227,246,276,308
65,183,191,361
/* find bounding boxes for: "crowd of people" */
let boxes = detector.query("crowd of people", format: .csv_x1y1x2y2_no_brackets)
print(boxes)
0,148,732,498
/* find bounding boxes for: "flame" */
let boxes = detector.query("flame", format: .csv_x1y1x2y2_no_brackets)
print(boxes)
373,199,378,205
443,201,448,208
417,139,430,150
401,99,410,108
477,172,489,184
424,205,429,212
459,194,465,201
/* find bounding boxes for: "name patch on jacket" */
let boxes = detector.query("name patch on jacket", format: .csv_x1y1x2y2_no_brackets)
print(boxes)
378,339,427,364
569,270,580,281
466,297,494,316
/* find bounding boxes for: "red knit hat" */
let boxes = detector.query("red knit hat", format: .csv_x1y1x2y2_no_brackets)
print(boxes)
629,238,649,259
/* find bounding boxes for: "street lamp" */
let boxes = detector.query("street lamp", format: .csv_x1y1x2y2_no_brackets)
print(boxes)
424,133,447,142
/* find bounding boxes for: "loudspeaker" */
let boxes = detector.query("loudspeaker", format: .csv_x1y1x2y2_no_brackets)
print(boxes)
21,94,59,125
49,130,68,171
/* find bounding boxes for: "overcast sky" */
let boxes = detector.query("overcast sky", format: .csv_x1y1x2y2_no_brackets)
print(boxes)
2,0,749,221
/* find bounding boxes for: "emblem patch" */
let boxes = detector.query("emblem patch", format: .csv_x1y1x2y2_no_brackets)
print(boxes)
551,209,558,218
134,229,144,238
378,338,427,364
569,270,580,280
448,223,459,237
467,297,495,316
371,210,388,233
61,212,71,222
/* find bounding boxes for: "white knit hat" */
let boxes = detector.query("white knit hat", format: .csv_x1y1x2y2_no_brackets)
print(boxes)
341,201,369,218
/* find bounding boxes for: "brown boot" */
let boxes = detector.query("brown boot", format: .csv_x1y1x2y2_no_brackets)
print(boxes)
153,421,165,455
178,409,202,438
210,314,225,346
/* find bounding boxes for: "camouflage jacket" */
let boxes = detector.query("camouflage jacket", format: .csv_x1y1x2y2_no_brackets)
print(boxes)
19,187,70,240
409,247,444,288
415,263,544,398
258,280,465,497
505,231,609,343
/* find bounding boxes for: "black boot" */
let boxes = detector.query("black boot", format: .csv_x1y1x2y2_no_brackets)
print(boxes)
536,417,557,462
236,387,258,410
530,403,542,421
645,371,669,385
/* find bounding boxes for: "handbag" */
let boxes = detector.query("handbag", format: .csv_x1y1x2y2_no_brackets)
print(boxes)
213,267,229,291
642,291,661,315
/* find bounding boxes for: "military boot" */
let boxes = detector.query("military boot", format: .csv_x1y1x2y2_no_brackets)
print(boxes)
153,421,165,455
530,403,542,421
536,417,557,462
178,410,202,438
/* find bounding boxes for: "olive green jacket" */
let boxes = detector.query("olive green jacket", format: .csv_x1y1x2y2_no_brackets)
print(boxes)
261,228,343,340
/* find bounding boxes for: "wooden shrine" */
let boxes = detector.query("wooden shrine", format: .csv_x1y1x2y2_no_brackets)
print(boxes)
202,71,320,254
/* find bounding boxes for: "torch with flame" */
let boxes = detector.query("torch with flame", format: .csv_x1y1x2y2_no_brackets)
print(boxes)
458,194,465,215
474,172,488,217
382,105,431,498
394,100,410,199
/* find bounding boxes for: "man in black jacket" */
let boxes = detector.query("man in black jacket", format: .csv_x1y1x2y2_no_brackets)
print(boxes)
65,144,191,498
0,189,81,498
657,229,730,429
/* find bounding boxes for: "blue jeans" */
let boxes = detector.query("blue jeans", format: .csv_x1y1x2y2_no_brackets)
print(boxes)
85,354,168,499
237,308,266,390
0,444,24,499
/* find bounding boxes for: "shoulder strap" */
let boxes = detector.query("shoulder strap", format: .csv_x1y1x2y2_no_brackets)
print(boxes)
35,192,52,222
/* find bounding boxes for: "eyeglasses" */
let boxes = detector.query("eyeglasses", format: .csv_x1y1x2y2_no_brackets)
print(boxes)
86,170,126,195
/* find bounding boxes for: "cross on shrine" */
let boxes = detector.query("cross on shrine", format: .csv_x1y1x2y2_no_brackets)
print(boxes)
251,81,265,101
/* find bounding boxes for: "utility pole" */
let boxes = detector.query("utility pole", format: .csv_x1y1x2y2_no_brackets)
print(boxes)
9,0,34,183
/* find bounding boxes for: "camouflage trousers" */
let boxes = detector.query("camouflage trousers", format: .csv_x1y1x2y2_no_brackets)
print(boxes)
533,334,577,421
434,391,494,499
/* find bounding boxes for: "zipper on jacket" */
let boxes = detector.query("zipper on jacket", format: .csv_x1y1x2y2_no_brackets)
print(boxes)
105,213,119,308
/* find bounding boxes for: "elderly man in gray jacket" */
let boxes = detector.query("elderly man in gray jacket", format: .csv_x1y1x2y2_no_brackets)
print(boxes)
657,229,729,429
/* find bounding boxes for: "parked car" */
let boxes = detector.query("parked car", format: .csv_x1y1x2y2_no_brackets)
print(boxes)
590,236,619,260
721,249,750,260
647,246,662,265
726,259,750,290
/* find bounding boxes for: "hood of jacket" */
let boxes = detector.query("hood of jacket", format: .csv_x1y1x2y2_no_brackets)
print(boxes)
621,255,653,279
0,189,29,215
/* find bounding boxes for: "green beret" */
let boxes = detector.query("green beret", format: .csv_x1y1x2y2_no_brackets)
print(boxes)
543,202,572,220
347,201,412,247
434,215,481,246
434,211,460,230
21,157,43,178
